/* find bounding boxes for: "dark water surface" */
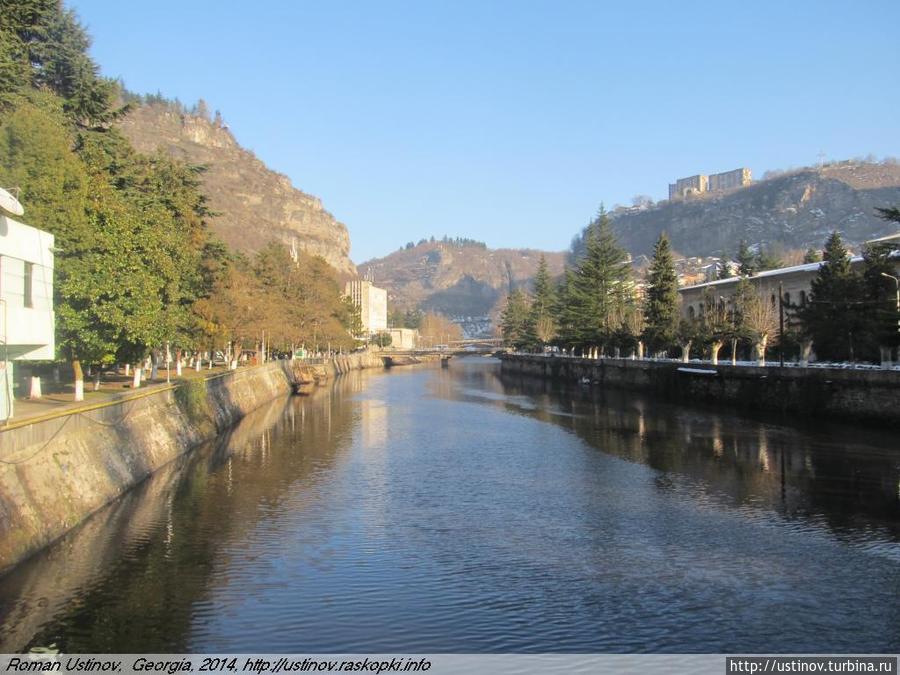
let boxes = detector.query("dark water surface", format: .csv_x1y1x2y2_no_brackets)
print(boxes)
1,359,898,652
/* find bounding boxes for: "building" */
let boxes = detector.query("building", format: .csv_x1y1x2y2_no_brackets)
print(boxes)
668,174,708,200
344,279,388,336
1,214,55,419
668,167,752,200
388,328,418,350
678,240,900,324
708,167,752,192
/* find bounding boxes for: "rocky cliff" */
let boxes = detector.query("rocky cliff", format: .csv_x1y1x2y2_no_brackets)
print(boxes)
118,103,355,276
603,162,900,259
359,241,566,319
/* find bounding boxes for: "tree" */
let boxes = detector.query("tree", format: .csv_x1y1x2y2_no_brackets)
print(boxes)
736,240,757,277
565,206,633,353
742,293,778,365
858,241,900,363
500,289,533,350
756,245,783,272
643,232,679,355
529,255,556,347
796,231,863,361
803,248,822,264
372,332,392,348
698,288,730,365
419,313,462,345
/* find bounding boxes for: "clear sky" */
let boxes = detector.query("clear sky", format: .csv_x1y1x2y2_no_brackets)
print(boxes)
71,0,900,263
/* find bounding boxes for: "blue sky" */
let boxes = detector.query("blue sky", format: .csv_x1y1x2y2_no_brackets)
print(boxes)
72,0,900,263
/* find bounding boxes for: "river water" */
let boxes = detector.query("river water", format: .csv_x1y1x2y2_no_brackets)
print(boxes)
1,359,898,652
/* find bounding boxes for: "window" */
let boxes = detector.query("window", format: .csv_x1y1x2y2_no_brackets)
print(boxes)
24,262,33,308
800,290,807,306
688,306,695,320
784,292,791,306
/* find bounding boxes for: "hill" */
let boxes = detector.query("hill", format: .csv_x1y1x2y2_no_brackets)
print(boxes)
594,161,900,260
118,102,355,276
358,240,566,331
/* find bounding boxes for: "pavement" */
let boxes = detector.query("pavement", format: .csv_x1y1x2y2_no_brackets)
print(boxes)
3,364,240,431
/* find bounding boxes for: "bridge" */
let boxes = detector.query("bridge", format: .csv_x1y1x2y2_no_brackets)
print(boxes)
415,337,504,355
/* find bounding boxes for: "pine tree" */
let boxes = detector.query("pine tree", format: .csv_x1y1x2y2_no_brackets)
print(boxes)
500,289,532,350
643,232,679,355
737,240,757,277
803,248,822,264
529,255,556,346
567,207,633,352
797,231,864,361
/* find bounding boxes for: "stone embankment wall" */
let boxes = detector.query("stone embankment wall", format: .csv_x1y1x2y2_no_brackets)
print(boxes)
0,354,387,575
500,355,900,426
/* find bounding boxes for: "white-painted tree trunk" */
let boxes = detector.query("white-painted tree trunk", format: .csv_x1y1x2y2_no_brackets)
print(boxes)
124,363,130,377
133,367,142,389
176,360,182,377
74,379,84,402
731,338,738,366
93,371,101,391
637,341,644,360
680,341,691,363
799,340,813,367
195,357,202,372
755,336,768,366
29,376,41,399
710,340,723,366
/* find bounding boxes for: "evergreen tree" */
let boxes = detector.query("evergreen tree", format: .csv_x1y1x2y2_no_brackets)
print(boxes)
642,232,679,354
736,240,757,276
567,207,633,351
803,247,822,264
529,255,556,346
553,269,578,349
500,289,533,350
857,241,900,360
796,231,864,361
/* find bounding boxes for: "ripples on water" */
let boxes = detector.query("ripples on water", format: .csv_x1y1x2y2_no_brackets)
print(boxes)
0,359,898,652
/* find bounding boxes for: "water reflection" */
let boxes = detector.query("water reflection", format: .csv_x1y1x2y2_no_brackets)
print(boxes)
0,373,367,652
456,360,900,550
0,361,898,653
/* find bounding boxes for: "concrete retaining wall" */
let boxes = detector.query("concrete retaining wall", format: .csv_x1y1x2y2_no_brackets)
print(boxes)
0,361,298,574
500,355,900,426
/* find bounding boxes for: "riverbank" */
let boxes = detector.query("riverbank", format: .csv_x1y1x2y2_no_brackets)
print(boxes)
0,352,387,575
500,354,900,426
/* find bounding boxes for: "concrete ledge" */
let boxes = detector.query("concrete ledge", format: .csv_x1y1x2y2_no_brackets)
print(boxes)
500,354,900,427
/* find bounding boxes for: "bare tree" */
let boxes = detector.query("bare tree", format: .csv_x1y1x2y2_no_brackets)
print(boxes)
743,294,778,365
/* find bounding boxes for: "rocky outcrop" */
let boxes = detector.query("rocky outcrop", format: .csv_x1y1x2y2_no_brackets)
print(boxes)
603,162,900,259
118,103,355,276
358,242,566,319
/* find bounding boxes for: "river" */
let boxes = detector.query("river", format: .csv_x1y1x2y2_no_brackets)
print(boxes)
1,358,898,652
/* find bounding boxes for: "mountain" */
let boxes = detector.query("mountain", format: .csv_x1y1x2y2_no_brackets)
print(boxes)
597,161,900,260
118,102,355,276
359,240,566,327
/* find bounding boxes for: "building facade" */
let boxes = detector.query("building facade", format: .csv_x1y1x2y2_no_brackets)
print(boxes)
388,328,418,350
344,279,388,336
668,167,752,199
1,214,55,419
678,245,900,325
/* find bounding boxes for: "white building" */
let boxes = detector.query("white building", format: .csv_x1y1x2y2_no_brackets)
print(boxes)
388,327,418,350
1,214,55,419
344,279,388,336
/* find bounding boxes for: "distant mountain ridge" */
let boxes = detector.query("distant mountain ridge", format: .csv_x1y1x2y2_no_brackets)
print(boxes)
359,241,566,322
596,161,900,260
118,102,355,276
